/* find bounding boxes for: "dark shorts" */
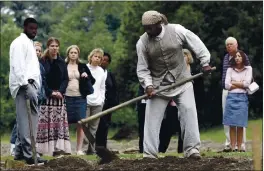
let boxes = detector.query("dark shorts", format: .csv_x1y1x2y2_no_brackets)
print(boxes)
65,96,86,124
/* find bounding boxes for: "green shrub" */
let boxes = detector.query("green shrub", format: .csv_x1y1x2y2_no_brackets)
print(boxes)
111,106,138,128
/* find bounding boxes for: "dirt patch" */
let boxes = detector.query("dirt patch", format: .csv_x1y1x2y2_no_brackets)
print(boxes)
46,156,94,169
96,146,119,164
3,156,253,171
3,156,95,171
99,156,253,171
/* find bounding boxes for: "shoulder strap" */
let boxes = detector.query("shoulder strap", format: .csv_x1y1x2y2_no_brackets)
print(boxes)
251,69,255,82
244,67,254,83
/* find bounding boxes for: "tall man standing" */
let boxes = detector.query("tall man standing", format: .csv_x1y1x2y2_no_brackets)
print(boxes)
136,10,212,159
222,37,250,152
9,18,46,164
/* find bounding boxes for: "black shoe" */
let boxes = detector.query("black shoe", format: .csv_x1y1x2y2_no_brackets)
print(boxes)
223,148,232,152
37,157,47,164
53,150,66,157
25,157,47,165
232,149,238,152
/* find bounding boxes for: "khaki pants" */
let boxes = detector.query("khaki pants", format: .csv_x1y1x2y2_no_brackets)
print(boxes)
85,105,103,153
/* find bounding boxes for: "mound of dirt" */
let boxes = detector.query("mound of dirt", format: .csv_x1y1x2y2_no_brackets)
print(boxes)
96,146,119,164
46,156,92,168
99,156,253,171
3,156,253,171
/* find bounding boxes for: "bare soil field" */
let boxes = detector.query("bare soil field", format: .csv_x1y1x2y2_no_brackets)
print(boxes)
2,155,254,171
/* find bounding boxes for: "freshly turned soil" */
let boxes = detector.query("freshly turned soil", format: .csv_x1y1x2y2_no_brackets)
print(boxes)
2,155,253,171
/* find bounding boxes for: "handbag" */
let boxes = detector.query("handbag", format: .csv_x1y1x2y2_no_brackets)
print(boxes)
247,78,259,95
246,69,259,95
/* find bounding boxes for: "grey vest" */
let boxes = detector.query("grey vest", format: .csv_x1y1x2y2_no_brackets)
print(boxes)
140,24,191,88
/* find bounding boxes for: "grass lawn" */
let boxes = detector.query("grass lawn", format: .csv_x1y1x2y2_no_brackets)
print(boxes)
199,119,262,143
1,120,259,163
1,150,253,163
1,119,262,144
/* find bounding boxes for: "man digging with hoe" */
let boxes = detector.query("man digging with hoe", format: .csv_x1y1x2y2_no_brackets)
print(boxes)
136,10,212,159
79,10,214,162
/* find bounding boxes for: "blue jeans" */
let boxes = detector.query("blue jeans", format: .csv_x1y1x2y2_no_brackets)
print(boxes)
10,123,17,144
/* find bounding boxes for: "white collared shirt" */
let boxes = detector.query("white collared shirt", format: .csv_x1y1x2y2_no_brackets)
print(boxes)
9,33,41,98
136,24,210,90
86,64,107,106
137,24,210,68
225,66,252,93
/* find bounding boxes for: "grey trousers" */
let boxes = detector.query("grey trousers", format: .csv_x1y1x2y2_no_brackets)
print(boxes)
15,84,38,159
86,105,103,153
143,85,200,158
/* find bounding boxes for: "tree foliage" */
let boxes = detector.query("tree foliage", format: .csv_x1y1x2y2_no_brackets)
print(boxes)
0,15,22,131
0,1,262,130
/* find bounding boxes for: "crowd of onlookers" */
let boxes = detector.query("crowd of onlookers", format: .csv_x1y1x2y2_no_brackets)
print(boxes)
9,15,256,164
9,18,118,164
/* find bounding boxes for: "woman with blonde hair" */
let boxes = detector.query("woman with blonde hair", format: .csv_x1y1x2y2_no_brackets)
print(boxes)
85,48,106,154
183,49,194,72
36,37,71,156
34,41,43,58
65,45,95,155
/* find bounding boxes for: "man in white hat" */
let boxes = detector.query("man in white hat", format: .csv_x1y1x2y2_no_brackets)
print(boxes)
136,10,212,159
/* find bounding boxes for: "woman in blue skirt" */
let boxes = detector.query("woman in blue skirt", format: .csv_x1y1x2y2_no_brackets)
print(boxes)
223,50,252,152
65,45,95,155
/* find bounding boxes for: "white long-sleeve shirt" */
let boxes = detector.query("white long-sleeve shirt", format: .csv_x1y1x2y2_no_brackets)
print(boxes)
225,66,252,93
86,64,106,106
9,33,41,98
136,24,210,89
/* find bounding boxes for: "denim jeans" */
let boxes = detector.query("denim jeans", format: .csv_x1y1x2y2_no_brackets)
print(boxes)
10,123,17,144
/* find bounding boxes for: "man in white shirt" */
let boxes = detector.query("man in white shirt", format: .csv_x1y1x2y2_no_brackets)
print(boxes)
9,18,46,165
136,10,212,159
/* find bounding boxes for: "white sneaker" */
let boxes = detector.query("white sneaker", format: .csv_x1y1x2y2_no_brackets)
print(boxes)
241,143,246,151
76,151,85,155
10,144,15,156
